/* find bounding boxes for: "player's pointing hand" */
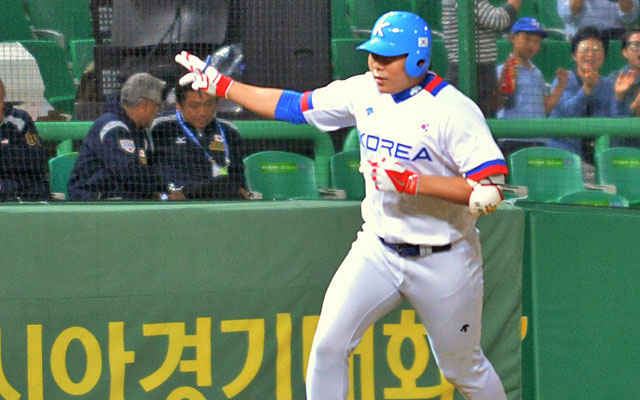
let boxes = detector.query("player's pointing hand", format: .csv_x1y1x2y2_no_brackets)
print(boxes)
175,51,234,98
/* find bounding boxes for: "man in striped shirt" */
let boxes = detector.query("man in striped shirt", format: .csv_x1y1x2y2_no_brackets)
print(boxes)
443,0,523,117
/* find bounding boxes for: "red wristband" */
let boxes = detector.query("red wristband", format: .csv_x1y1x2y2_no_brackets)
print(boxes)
216,75,234,98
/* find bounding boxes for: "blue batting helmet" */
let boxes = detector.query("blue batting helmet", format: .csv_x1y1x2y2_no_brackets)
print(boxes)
357,11,432,78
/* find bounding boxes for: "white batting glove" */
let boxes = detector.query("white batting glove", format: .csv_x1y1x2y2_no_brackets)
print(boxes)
467,176,504,216
359,157,420,195
175,51,234,98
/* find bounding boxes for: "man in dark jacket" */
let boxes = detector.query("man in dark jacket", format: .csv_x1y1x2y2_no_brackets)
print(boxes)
150,84,247,200
0,78,49,201
68,73,172,200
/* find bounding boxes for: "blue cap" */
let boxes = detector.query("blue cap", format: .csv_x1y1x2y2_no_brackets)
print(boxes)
512,17,547,38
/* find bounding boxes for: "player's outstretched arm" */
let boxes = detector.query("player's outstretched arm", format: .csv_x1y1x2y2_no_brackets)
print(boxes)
226,81,283,120
175,51,284,119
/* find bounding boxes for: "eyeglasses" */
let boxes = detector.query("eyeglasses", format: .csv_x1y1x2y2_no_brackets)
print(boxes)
627,41,640,51
577,43,604,54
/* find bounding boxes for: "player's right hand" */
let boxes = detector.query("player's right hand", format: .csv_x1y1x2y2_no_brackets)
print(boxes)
174,51,234,98
359,157,420,195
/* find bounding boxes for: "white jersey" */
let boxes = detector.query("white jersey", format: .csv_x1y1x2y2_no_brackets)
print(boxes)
300,71,507,245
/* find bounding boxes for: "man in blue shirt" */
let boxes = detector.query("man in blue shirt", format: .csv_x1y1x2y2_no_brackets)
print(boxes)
150,84,248,200
609,28,640,147
68,73,170,200
0,78,49,201
612,28,640,116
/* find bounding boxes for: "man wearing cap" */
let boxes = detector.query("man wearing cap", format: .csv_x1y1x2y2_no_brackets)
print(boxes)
68,72,177,200
496,17,569,119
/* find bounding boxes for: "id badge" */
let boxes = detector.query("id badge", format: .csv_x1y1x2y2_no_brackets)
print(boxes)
211,161,228,177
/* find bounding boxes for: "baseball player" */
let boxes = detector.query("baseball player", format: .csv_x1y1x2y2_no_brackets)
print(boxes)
176,11,508,400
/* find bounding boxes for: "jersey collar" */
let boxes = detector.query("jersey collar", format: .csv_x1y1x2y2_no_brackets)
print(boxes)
391,72,447,103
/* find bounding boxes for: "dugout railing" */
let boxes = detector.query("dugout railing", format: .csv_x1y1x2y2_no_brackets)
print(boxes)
35,118,640,205
36,117,640,165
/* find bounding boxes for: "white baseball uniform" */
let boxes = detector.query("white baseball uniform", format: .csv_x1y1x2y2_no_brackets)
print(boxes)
294,71,509,400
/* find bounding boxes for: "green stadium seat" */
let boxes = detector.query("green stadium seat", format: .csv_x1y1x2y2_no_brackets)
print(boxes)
595,147,640,206
331,0,353,38
243,151,321,200
536,0,568,39
331,38,369,79
49,152,78,200
345,0,416,37
555,189,629,207
69,38,95,85
508,147,586,202
56,138,74,156
331,150,365,200
430,37,448,77
346,0,382,36
414,0,441,33
602,39,626,78
531,39,574,83
342,127,360,152
1,0,35,42
19,40,77,116
25,0,93,50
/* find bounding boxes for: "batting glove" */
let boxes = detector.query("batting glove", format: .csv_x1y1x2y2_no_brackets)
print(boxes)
175,51,234,98
359,157,420,195
467,176,504,216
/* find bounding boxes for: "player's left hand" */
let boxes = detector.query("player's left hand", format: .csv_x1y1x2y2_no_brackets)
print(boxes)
467,178,504,216
359,157,419,195
175,51,234,98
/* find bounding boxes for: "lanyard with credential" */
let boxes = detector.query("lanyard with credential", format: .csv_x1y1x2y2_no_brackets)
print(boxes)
175,110,230,176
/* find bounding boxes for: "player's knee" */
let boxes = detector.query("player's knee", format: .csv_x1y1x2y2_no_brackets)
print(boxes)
435,349,482,385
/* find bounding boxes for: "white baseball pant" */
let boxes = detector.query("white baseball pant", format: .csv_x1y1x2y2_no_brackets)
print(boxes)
305,229,506,400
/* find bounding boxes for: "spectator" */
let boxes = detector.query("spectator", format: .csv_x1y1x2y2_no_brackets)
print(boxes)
496,17,569,118
610,28,640,146
150,84,248,200
550,26,614,161
442,0,522,117
495,17,570,157
558,0,639,40
0,77,49,201
612,28,640,116
68,73,178,200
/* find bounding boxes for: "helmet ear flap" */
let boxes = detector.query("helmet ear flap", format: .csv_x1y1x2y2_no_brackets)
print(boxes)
405,51,429,78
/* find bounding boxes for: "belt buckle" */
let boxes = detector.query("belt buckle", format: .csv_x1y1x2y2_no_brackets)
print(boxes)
397,244,420,258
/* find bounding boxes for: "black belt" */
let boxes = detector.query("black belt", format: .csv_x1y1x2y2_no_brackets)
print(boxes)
379,237,451,257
